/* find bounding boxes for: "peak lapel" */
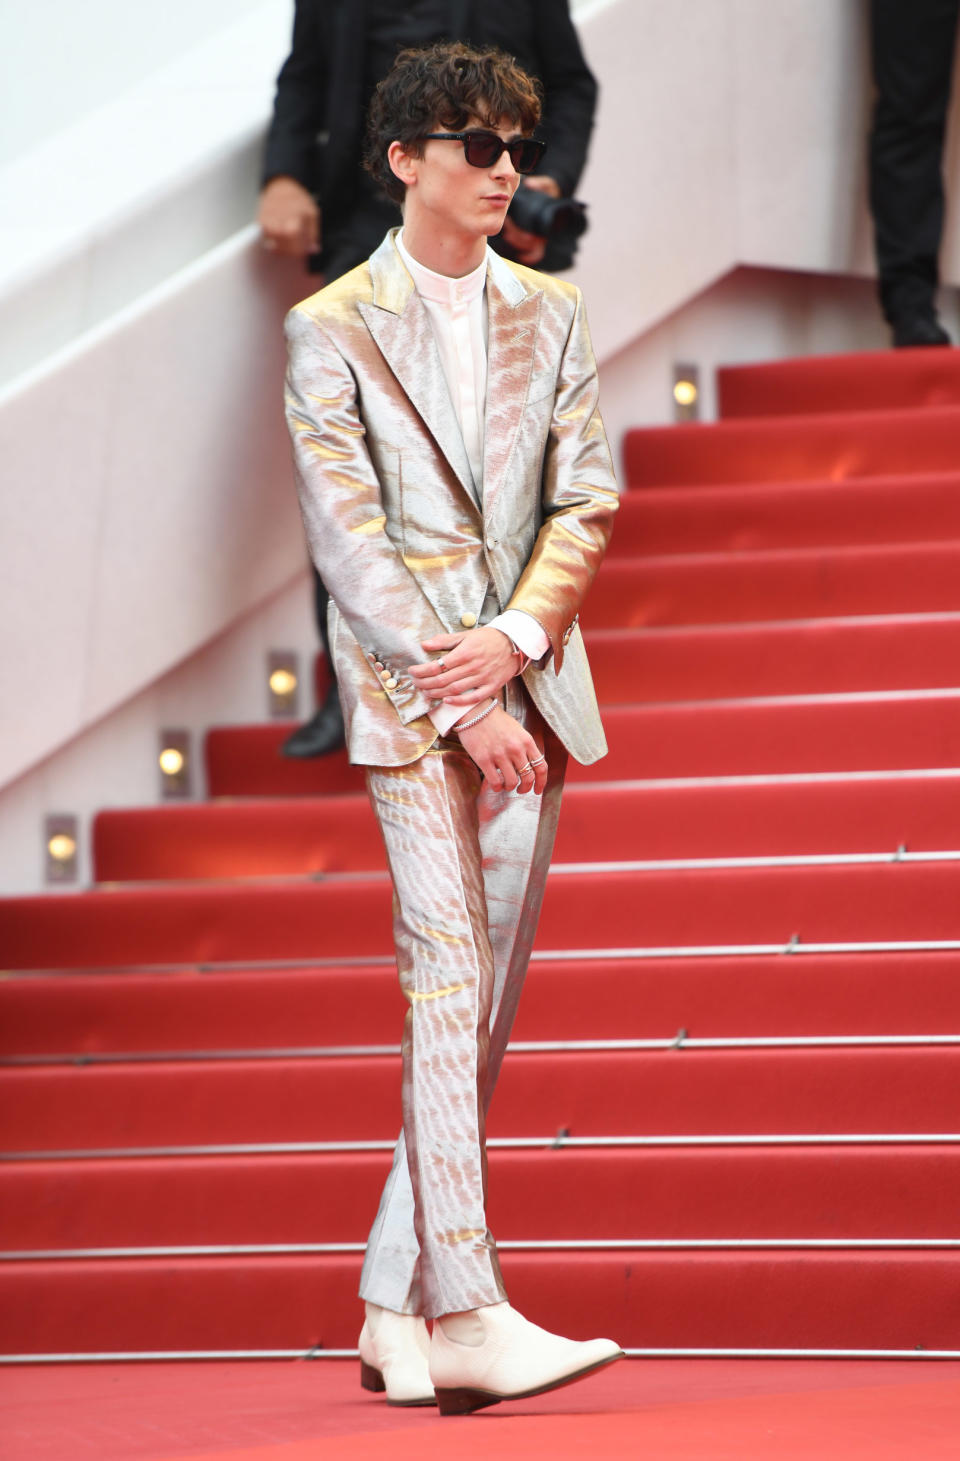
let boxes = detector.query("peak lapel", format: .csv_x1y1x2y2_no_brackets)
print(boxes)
358,237,480,511
482,256,543,516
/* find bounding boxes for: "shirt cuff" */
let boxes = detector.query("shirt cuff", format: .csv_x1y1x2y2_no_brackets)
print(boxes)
428,700,482,736
488,609,551,663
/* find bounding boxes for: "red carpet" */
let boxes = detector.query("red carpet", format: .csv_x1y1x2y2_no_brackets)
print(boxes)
4,1359,960,1460
3,343,960,1363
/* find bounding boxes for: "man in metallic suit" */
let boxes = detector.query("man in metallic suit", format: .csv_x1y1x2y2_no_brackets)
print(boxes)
284,42,621,1415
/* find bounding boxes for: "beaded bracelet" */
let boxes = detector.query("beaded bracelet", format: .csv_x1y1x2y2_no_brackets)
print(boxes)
452,698,498,732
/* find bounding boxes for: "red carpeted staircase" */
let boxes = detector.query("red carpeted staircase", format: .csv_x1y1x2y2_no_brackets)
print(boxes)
3,345,960,1361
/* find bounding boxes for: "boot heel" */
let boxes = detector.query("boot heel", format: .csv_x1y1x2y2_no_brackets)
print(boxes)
435,1386,500,1416
360,1360,386,1393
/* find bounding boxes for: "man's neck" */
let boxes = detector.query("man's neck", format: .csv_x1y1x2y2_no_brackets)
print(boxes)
398,218,487,279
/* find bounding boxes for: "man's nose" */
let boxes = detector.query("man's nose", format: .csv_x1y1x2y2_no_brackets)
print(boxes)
491,146,518,180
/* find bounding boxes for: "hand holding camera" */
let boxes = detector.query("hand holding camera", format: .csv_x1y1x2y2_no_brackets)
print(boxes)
500,174,589,269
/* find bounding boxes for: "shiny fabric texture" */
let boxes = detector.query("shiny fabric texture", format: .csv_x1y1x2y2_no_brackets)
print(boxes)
283,227,616,1319
284,229,619,768
359,686,567,1318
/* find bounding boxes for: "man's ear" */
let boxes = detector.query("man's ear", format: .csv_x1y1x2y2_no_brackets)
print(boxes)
387,140,418,190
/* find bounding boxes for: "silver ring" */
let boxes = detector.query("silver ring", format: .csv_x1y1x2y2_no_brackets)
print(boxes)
517,762,534,776
529,754,546,767
437,659,446,670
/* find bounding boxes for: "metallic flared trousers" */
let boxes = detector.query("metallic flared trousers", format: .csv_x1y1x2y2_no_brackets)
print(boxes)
358,687,567,1318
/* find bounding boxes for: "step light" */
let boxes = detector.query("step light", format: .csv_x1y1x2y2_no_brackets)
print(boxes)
44,814,78,884
673,363,700,422
267,651,300,719
158,730,191,799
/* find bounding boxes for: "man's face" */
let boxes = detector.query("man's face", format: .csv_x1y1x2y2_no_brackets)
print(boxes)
399,117,525,242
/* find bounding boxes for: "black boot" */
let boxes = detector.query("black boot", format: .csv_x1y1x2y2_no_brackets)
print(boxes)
281,682,345,758
890,307,952,347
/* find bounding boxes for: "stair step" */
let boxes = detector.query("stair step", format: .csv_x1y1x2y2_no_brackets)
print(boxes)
4,951,960,1057
203,731,365,800
717,348,960,419
3,861,960,969
583,617,960,703
591,542,960,628
91,773,960,882
285,615,960,728
204,693,960,795
624,405,960,489
3,1145,957,1249
4,1046,959,1150
2,1251,957,1352
208,615,960,801
607,474,960,556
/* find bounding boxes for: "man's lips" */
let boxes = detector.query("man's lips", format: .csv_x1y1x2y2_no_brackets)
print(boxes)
483,193,511,204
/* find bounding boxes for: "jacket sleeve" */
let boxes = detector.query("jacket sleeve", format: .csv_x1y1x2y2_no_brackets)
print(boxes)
284,305,450,724
262,0,327,191
504,287,619,672
530,0,599,196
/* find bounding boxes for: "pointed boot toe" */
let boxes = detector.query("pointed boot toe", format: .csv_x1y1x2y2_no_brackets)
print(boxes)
430,1302,623,1415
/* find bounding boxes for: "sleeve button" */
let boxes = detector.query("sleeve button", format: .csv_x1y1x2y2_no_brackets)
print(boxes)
385,677,399,690
460,612,477,628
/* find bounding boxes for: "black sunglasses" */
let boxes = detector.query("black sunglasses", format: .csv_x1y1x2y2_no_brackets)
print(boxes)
419,130,547,174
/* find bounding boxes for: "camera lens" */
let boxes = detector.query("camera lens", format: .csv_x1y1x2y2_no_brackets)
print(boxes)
508,189,588,241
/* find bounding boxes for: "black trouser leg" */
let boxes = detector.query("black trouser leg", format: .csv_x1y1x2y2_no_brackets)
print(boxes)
869,0,960,321
282,566,343,754
312,564,332,671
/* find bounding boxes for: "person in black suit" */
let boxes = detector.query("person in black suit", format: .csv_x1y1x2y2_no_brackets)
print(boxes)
258,0,598,757
869,0,958,347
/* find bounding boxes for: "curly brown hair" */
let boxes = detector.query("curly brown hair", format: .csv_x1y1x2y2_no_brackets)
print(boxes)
364,41,543,205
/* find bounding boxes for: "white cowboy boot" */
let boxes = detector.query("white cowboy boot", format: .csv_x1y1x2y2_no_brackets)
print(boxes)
358,1301,435,1406
429,1301,623,1415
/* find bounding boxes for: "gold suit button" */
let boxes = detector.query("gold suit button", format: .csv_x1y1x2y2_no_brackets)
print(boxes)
384,677,399,690
460,612,477,628
379,669,392,682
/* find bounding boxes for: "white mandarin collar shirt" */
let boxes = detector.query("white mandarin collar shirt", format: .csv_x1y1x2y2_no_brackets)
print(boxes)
396,229,488,491
395,230,550,734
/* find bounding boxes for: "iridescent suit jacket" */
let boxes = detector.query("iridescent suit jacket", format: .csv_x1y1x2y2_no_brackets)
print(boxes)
284,229,619,767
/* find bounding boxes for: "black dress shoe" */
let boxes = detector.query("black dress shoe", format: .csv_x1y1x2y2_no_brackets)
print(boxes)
891,310,952,348
281,685,345,758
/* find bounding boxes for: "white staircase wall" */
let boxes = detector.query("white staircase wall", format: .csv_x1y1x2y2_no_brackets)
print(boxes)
0,232,309,793
574,0,960,362
4,1,278,166
0,3,293,386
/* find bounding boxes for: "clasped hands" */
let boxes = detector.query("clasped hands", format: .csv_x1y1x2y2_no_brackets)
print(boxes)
410,628,547,795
